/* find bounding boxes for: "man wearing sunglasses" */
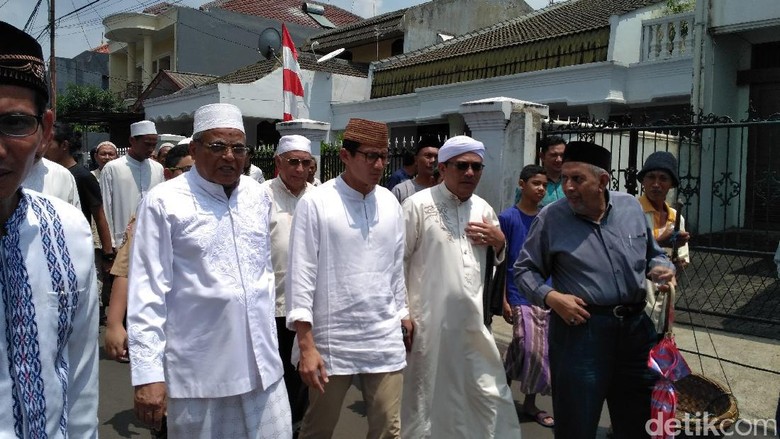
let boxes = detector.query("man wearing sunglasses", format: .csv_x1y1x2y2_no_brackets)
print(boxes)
0,21,99,437
260,134,315,431
127,103,291,437
287,118,410,438
400,135,521,438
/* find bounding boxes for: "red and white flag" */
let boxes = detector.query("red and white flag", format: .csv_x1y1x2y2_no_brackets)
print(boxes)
282,23,303,121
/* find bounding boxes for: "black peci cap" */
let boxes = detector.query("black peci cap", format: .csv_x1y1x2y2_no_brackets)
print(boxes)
562,141,612,171
0,21,49,103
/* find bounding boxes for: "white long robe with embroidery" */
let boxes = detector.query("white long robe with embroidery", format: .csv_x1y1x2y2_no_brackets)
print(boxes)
99,154,164,246
0,190,99,438
127,169,283,399
401,183,521,438
286,176,408,375
22,158,81,208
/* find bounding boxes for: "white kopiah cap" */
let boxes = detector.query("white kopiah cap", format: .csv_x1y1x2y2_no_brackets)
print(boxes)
276,135,311,156
130,120,157,137
193,103,245,136
438,135,485,163
177,137,192,146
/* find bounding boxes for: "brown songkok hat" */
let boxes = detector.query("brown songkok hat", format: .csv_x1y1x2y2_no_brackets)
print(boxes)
0,21,49,103
343,118,388,150
563,141,612,171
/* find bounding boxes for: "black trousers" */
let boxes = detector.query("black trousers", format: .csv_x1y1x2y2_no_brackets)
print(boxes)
276,317,308,424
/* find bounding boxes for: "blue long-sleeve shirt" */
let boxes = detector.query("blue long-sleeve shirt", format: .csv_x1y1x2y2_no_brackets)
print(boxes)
514,191,673,307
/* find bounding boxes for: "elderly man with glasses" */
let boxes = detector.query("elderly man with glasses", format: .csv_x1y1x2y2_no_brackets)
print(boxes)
0,21,99,437
127,103,291,438
287,118,411,438
260,135,315,431
400,135,521,438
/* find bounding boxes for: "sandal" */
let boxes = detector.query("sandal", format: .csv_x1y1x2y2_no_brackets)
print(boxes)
527,410,555,428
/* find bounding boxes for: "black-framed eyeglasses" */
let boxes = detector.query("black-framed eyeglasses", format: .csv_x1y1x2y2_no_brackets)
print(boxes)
203,142,250,157
285,158,313,168
168,165,192,173
447,161,485,172
354,149,389,164
0,113,42,137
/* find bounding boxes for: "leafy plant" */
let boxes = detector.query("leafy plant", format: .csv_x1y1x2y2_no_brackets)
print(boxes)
57,84,124,117
665,0,695,14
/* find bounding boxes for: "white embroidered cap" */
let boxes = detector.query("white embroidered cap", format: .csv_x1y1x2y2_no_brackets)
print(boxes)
276,135,311,156
193,103,245,136
155,142,175,154
438,135,485,163
177,137,192,146
130,120,157,137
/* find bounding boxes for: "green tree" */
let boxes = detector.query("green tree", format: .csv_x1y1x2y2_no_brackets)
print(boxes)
57,83,124,118
665,0,695,14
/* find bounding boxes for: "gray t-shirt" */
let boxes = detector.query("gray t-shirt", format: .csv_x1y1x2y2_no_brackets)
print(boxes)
392,178,426,203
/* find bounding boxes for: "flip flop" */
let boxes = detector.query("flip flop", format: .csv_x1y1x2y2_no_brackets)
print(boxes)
528,410,555,428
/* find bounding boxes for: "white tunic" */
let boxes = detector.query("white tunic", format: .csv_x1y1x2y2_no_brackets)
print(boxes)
401,183,521,438
22,158,81,208
0,190,99,438
100,155,164,246
127,168,283,398
286,176,408,375
260,177,313,317
248,164,265,183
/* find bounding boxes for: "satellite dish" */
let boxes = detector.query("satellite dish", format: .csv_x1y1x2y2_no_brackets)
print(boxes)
317,48,345,63
258,27,281,60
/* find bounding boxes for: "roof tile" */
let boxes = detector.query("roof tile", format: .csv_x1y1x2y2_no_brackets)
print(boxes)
207,52,368,85
199,0,363,29
375,0,661,71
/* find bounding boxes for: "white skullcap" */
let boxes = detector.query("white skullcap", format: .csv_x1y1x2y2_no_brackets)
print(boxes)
177,137,192,146
276,135,311,156
438,135,485,163
155,142,175,154
130,120,157,137
193,103,244,135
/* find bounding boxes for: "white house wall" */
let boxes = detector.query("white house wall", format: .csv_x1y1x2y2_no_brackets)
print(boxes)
331,60,692,130
708,0,780,33
607,4,663,65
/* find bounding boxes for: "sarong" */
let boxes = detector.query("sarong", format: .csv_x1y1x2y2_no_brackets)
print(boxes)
503,304,552,395
167,378,292,439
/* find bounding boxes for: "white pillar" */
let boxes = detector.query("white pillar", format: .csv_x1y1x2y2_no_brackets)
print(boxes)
276,119,331,181
143,34,153,87
126,44,136,83
459,97,549,211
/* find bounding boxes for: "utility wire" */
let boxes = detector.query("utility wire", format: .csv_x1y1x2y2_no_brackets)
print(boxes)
24,0,45,32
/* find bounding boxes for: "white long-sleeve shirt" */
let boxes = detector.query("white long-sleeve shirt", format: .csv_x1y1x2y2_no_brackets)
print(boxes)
260,177,313,317
22,158,81,209
286,176,408,375
99,154,164,246
0,190,99,438
127,168,283,398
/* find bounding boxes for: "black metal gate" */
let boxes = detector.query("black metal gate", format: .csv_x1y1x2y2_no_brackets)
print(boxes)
542,111,780,339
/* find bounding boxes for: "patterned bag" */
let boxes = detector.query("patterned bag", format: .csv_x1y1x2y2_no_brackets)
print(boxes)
647,286,691,439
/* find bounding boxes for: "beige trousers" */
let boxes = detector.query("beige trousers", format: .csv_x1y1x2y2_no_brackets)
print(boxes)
298,370,402,439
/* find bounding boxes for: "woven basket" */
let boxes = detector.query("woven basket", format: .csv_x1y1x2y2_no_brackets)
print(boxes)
674,373,739,432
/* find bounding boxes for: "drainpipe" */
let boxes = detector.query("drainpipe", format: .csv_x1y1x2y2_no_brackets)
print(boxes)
691,0,710,120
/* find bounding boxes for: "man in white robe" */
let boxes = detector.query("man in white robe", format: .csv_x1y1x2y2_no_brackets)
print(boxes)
260,134,315,427
127,103,291,438
287,118,411,438
22,157,81,208
401,135,522,438
99,120,164,246
0,21,99,438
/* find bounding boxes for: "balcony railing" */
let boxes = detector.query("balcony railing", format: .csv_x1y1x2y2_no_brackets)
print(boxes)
641,12,695,62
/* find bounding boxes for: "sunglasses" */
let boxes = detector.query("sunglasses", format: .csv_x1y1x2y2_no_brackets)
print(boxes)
446,161,485,172
285,158,313,167
167,165,192,173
